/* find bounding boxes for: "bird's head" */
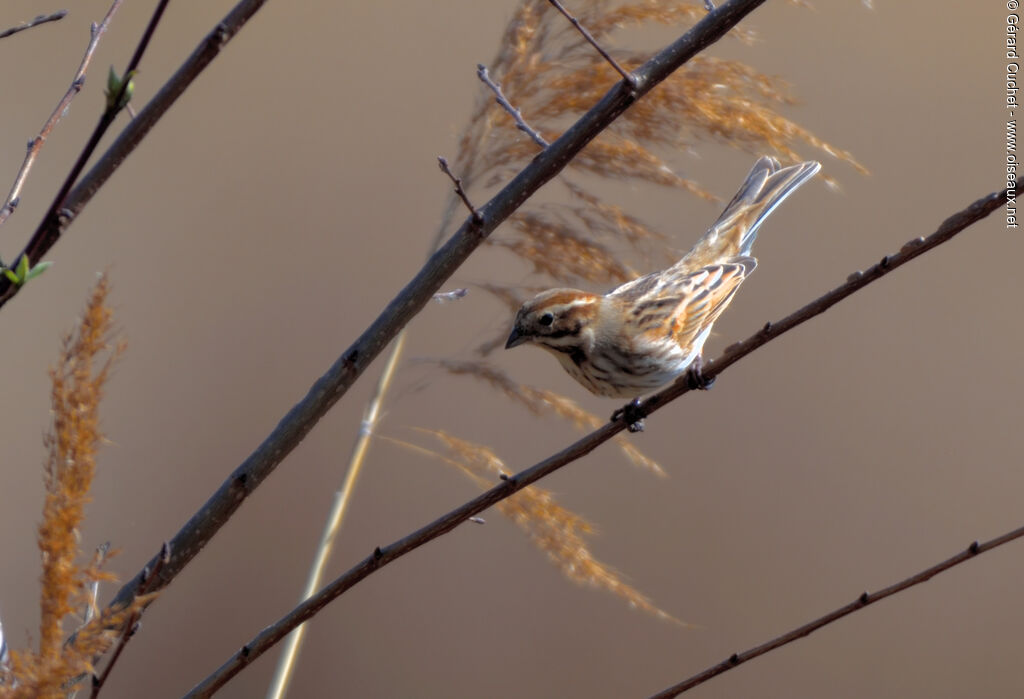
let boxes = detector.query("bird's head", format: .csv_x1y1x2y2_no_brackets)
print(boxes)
505,289,600,353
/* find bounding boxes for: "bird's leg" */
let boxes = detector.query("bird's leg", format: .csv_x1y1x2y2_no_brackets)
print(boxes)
611,398,645,433
686,355,715,391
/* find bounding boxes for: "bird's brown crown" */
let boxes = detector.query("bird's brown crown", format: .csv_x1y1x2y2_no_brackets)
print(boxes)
505,289,599,350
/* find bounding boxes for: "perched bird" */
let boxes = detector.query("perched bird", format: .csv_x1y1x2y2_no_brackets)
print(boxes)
505,156,820,426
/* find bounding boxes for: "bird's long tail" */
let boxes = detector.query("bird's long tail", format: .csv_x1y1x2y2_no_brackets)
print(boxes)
677,156,821,271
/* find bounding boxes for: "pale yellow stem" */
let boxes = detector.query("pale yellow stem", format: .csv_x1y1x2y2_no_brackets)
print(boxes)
265,331,406,699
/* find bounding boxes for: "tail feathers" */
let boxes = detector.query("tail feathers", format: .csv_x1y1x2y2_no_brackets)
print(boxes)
679,157,821,270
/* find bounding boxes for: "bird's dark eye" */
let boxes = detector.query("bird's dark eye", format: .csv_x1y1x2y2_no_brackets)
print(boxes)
539,312,554,327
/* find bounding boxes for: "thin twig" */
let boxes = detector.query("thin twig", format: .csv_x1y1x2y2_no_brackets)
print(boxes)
476,64,550,148
124,0,170,73
0,0,268,308
184,189,1005,697
438,157,483,224
0,3,120,229
648,528,1024,697
0,10,67,40
1,0,167,277
547,0,635,86
89,542,170,698
106,0,773,634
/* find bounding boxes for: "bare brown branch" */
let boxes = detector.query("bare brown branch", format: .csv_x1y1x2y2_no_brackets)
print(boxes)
0,3,120,229
477,64,550,148
548,0,635,85
647,527,1024,697
0,10,66,40
437,157,483,224
183,187,1004,696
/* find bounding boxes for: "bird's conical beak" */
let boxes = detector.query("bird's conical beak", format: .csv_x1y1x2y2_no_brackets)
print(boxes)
505,326,527,349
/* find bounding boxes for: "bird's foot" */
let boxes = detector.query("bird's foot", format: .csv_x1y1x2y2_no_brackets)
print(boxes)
686,356,715,391
611,398,645,433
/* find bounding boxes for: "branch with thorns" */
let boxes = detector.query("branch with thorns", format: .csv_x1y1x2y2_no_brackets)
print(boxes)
184,188,1005,696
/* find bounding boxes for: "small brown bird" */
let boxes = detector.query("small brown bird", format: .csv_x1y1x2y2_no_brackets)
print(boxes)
505,156,820,411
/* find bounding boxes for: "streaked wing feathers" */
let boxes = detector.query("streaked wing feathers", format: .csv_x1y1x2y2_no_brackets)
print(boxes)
618,258,755,350
668,261,750,347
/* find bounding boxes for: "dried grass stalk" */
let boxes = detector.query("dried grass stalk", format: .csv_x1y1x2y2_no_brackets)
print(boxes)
0,275,139,697
464,1,861,292
389,429,686,625
436,359,665,477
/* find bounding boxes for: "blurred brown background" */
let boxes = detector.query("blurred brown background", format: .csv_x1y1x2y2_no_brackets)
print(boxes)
0,1,1016,697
